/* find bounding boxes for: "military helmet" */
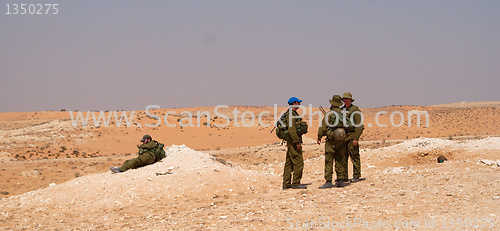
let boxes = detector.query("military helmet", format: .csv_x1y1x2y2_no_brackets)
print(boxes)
332,128,346,141
141,134,152,142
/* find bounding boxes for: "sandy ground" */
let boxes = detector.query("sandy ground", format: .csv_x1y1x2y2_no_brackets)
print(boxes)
0,102,499,230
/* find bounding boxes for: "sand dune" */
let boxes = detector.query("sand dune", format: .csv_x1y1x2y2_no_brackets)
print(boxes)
1,103,498,161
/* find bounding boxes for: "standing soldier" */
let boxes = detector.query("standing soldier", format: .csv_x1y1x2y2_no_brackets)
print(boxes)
341,92,365,183
281,97,308,189
317,95,350,188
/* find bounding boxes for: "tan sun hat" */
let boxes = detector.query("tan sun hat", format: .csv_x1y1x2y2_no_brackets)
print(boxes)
329,95,343,107
341,92,355,102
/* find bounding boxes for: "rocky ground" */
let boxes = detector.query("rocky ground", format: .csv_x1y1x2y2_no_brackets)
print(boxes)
0,137,499,230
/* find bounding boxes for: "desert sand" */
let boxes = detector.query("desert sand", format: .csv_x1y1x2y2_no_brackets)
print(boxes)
0,102,499,230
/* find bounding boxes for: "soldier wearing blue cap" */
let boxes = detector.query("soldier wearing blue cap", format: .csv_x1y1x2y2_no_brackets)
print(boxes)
282,97,307,189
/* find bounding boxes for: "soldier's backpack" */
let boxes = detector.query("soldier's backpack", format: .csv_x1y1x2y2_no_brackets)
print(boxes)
153,142,166,161
326,111,353,141
275,111,308,140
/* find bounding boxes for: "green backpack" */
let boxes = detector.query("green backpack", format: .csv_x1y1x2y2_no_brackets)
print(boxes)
153,142,166,161
326,111,353,140
275,111,308,140
327,110,354,130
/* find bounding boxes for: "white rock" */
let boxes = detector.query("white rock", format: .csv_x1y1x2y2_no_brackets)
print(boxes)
384,167,405,174
480,159,496,166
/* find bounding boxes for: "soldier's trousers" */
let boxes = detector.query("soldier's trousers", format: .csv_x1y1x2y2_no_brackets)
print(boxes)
347,140,361,178
120,152,155,171
324,140,348,182
283,141,304,187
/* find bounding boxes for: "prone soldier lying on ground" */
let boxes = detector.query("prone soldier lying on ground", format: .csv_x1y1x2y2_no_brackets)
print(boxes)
110,134,166,173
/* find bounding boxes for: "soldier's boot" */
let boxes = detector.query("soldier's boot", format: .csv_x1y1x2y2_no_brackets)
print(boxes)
318,181,335,189
110,167,124,173
291,185,307,189
350,177,365,183
336,179,346,188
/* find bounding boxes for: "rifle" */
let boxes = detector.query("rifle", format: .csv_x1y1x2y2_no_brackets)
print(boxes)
319,106,327,116
270,111,288,133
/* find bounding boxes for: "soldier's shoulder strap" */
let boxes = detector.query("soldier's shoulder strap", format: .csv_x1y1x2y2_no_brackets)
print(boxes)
290,110,303,123
279,110,289,123
348,105,360,112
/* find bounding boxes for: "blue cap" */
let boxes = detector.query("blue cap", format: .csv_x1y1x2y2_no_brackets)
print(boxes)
288,97,302,105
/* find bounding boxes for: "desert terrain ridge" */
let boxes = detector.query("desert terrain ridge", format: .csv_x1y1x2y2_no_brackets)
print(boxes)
431,101,500,108
0,102,499,229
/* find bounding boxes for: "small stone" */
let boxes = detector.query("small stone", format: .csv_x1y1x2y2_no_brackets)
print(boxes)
437,155,447,163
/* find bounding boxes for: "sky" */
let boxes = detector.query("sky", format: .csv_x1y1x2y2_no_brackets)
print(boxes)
1,0,499,112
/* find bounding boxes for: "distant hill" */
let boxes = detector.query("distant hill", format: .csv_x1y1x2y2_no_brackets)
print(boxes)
430,101,500,108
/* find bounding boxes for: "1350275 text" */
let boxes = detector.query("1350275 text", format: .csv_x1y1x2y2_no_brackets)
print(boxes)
5,4,59,15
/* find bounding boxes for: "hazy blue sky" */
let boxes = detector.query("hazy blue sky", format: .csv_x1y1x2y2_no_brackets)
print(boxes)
1,1,499,112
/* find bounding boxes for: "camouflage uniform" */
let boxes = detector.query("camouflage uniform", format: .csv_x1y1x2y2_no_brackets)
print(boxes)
282,109,305,188
120,140,161,171
342,92,364,180
317,107,348,182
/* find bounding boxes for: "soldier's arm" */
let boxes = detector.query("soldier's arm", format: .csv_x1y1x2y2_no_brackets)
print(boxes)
140,141,158,150
352,108,364,141
317,116,328,141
